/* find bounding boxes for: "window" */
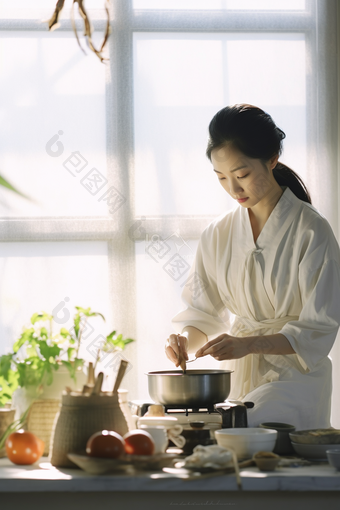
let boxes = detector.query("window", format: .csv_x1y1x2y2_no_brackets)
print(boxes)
0,1,339,424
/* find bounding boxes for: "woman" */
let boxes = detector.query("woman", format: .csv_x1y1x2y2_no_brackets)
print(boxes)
165,104,340,430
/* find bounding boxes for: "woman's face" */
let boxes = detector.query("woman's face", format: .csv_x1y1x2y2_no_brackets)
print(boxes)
211,144,279,209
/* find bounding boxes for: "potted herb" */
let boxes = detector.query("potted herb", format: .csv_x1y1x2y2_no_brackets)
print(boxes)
0,306,134,454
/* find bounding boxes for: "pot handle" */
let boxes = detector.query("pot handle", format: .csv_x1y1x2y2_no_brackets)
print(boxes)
168,428,186,448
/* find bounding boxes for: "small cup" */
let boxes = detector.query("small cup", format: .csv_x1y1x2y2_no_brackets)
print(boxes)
253,451,281,471
139,425,168,454
259,422,296,455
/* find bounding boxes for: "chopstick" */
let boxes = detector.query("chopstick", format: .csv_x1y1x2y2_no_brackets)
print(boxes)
176,334,187,373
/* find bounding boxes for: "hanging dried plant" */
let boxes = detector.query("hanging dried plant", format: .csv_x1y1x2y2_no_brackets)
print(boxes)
47,0,111,63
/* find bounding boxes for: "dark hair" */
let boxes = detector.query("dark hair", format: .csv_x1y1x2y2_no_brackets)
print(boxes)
206,104,312,204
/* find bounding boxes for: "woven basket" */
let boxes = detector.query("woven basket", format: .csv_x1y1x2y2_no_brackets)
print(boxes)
0,409,16,458
27,400,61,456
49,393,129,467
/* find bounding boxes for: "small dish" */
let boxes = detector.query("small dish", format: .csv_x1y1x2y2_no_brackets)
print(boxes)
326,449,340,470
67,452,131,475
253,451,281,471
67,451,178,475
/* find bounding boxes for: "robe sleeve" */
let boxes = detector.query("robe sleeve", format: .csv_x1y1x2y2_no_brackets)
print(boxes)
171,223,235,338
279,217,340,373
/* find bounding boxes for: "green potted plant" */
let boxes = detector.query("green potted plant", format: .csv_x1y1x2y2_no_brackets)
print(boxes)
0,306,134,454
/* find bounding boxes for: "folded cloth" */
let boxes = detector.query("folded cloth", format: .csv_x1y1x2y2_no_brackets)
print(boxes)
182,444,233,470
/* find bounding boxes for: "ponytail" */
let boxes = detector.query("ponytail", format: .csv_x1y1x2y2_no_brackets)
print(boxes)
273,162,312,204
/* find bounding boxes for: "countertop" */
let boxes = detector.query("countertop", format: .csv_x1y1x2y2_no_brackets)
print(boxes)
0,456,340,492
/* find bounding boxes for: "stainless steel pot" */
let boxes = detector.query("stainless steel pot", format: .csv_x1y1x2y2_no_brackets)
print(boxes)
146,369,232,408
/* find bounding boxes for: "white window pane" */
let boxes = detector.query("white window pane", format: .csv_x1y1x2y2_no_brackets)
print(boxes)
0,241,112,367
134,0,226,8
134,0,305,10
0,241,135,391
0,32,110,217
0,0,108,19
226,0,305,9
133,33,306,216
135,238,219,400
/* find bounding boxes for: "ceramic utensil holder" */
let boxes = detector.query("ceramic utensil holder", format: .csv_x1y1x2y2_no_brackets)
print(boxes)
49,392,128,468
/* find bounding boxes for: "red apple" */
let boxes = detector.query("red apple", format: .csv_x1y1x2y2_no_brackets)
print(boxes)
86,430,125,459
123,430,155,455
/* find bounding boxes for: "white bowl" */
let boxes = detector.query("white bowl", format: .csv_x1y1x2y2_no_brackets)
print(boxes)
214,428,277,460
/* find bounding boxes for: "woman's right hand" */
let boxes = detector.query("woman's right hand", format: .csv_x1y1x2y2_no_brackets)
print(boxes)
165,334,189,367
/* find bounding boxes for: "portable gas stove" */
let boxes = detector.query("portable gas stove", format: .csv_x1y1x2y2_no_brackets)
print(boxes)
129,399,254,436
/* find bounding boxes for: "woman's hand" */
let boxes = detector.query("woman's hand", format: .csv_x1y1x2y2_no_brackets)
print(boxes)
165,334,189,367
195,334,249,361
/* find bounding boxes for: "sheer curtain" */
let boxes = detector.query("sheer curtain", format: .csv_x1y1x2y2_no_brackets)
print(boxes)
0,0,339,424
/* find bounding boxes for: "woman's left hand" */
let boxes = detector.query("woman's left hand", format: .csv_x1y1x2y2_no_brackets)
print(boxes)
195,334,249,361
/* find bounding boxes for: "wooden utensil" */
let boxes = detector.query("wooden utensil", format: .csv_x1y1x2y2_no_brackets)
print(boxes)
88,362,95,386
112,360,129,394
92,372,104,395
179,357,187,372
82,385,92,395
82,362,96,394
176,334,188,373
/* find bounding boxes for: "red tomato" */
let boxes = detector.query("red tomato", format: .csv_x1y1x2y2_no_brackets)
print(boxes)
86,430,125,459
6,430,45,465
123,430,155,456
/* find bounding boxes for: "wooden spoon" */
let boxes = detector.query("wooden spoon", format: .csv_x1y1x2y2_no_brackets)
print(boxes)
112,360,129,395
92,372,104,395
178,356,187,373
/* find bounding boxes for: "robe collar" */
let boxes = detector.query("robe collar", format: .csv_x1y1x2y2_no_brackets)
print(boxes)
238,186,303,252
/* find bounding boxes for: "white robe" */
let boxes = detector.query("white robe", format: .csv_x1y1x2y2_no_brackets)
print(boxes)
171,186,340,430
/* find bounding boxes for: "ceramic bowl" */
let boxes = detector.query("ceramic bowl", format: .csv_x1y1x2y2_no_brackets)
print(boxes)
290,442,333,459
326,449,340,470
253,451,281,471
214,428,277,460
289,429,340,445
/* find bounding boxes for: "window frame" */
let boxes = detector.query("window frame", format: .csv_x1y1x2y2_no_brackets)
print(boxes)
0,0,338,399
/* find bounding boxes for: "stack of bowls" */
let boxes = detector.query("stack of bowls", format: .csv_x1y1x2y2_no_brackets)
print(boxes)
289,429,340,460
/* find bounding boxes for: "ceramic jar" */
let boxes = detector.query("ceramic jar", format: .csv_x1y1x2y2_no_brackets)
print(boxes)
259,422,296,455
